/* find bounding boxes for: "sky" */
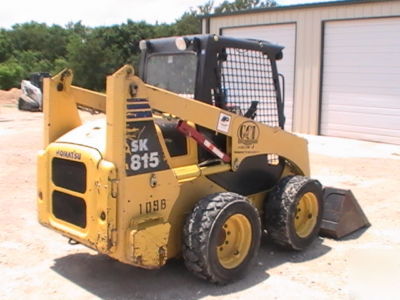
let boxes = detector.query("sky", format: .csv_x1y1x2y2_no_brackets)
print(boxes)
0,0,335,29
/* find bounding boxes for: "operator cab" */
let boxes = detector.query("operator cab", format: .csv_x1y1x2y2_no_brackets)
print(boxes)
138,35,286,192
138,34,285,127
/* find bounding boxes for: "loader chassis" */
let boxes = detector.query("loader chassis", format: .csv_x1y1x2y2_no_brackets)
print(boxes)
37,35,354,284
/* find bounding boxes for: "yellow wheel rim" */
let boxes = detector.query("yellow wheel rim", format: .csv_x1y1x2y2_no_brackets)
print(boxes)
294,192,319,238
216,213,252,269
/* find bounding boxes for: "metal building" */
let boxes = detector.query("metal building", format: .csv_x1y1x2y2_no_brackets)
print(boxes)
202,0,400,144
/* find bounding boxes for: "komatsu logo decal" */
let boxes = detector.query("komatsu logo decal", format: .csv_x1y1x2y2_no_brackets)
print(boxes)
56,150,81,160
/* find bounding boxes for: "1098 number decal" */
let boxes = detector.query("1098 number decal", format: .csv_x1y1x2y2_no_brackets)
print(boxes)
139,199,167,215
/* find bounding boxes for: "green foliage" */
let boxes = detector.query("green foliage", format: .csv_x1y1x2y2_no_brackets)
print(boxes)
52,57,69,75
0,58,24,89
174,10,201,36
0,0,273,91
0,50,54,89
0,29,13,62
10,22,69,62
0,21,71,89
13,50,53,73
154,22,175,38
67,31,120,90
66,21,158,90
214,0,277,13
198,0,215,14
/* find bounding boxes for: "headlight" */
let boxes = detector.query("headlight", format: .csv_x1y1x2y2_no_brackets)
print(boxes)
175,37,188,51
139,40,148,51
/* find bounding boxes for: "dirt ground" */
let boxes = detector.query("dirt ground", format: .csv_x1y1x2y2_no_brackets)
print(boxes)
0,89,21,105
1,98,400,300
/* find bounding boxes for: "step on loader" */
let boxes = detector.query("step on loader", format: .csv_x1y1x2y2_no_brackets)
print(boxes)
37,35,369,284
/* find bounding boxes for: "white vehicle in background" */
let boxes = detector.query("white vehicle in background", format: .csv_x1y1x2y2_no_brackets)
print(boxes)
18,72,50,112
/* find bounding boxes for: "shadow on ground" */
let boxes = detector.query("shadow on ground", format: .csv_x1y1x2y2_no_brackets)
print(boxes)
338,226,370,241
51,237,331,300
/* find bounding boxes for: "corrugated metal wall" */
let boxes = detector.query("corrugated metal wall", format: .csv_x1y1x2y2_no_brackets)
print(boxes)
205,0,400,134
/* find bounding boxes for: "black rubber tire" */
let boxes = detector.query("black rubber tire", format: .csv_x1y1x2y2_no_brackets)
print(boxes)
17,97,23,110
17,97,40,112
182,192,261,284
264,176,323,250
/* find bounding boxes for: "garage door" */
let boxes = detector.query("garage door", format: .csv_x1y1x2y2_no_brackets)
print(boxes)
321,18,400,145
223,24,296,131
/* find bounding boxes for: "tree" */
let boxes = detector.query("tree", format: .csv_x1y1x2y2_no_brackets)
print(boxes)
0,22,71,89
198,0,215,15
66,32,118,91
52,57,69,75
171,0,277,37
0,29,13,63
0,58,24,90
65,21,158,90
0,50,54,89
10,22,69,62
173,10,201,36
214,0,277,13
0,0,280,90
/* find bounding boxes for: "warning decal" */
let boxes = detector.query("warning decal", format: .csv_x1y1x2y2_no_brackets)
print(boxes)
217,112,231,134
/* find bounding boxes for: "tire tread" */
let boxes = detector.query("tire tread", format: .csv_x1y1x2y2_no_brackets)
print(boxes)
182,192,260,284
264,176,322,250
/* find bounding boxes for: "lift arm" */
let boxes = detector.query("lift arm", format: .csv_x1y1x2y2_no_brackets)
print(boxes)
133,68,310,176
43,65,310,175
43,69,106,146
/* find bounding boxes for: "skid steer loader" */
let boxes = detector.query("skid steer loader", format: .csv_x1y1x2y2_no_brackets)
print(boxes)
37,35,369,284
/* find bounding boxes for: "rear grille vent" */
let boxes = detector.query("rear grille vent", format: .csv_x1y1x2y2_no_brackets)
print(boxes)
52,190,86,228
52,157,86,193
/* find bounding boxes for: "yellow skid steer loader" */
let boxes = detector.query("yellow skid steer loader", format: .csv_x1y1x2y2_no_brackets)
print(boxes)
37,35,369,284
